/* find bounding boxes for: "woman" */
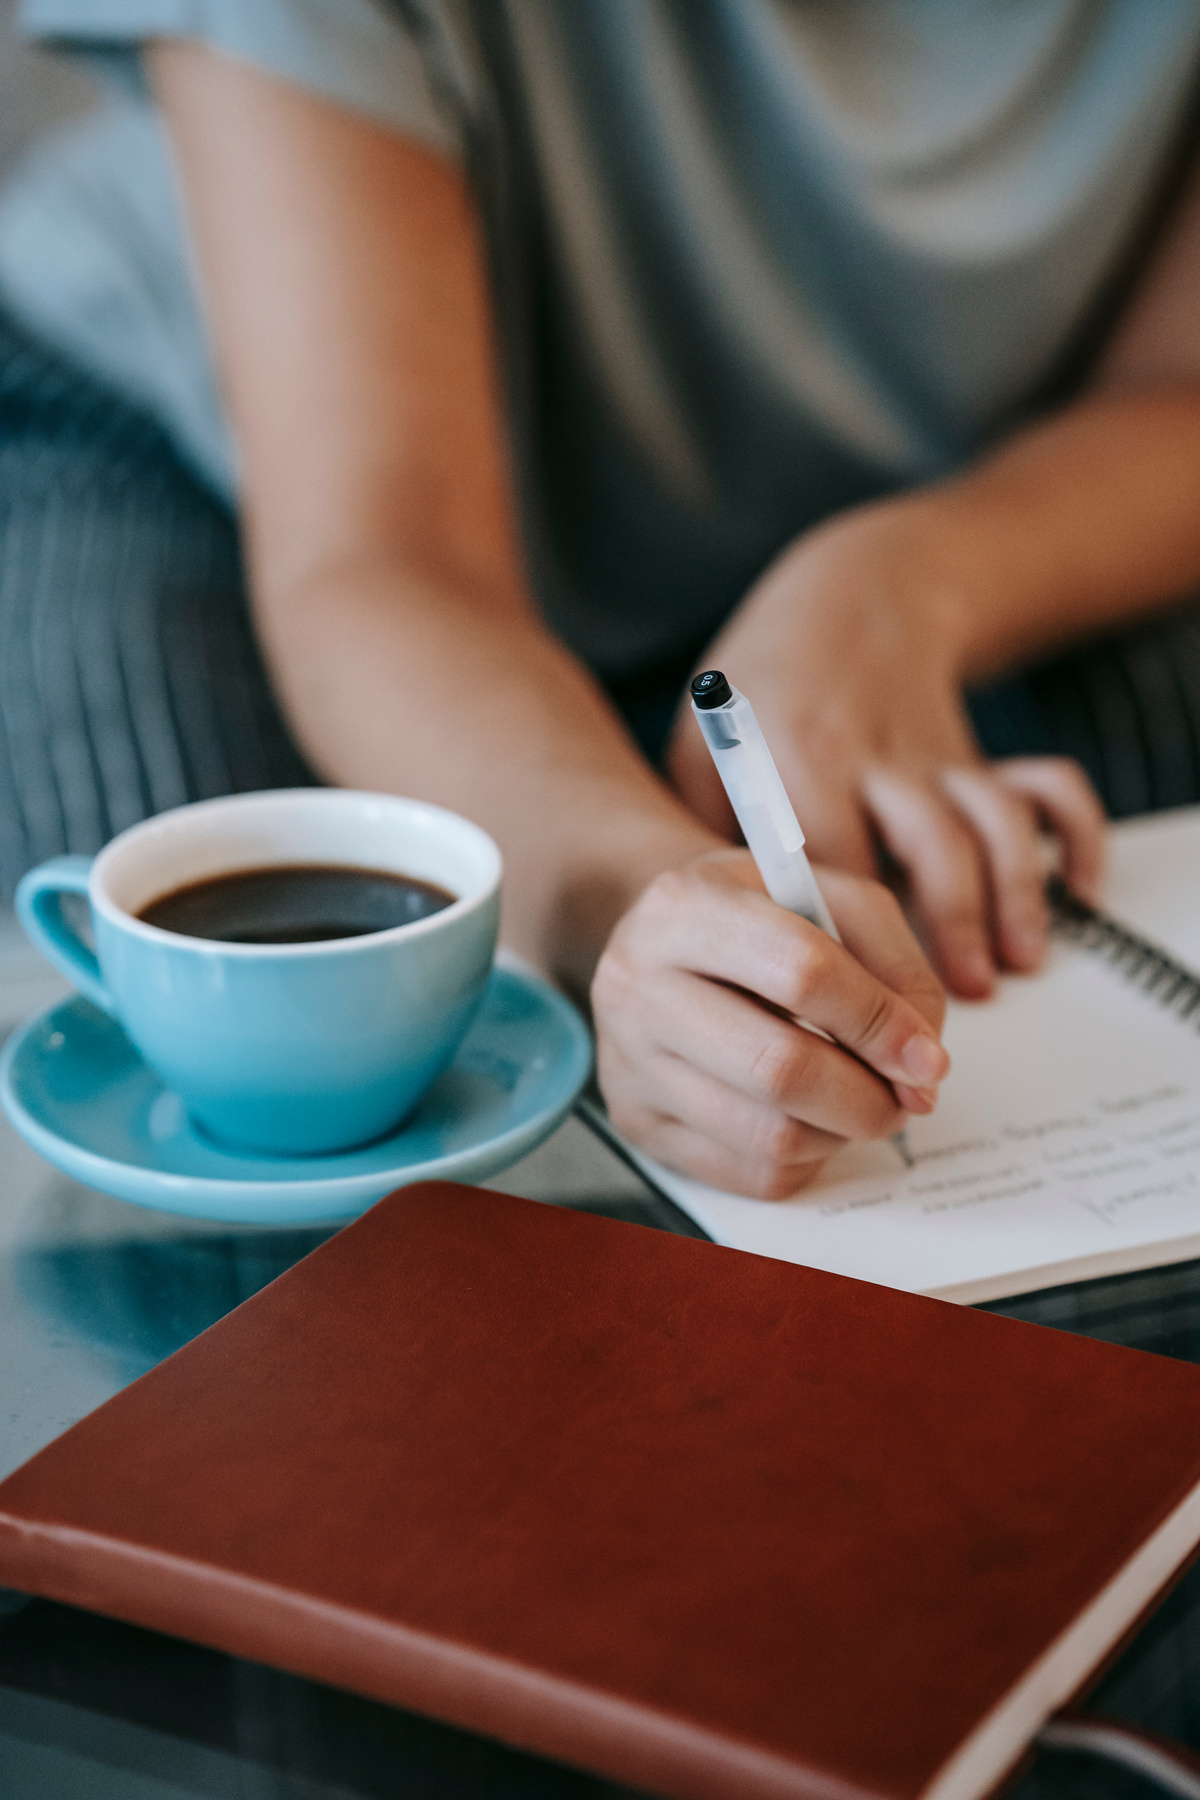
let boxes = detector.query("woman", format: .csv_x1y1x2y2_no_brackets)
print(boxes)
7,0,1200,1198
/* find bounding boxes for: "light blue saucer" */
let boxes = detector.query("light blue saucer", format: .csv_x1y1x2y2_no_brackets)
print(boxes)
0,967,592,1224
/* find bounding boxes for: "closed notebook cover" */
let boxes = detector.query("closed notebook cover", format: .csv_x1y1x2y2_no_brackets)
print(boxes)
3,1184,1200,1800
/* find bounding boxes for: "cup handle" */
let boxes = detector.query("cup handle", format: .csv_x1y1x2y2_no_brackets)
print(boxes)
16,855,116,1016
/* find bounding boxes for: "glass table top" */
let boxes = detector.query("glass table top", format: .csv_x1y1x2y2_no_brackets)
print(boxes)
2,908,1199,1799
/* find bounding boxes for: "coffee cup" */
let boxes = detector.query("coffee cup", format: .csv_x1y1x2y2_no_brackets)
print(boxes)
16,789,502,1155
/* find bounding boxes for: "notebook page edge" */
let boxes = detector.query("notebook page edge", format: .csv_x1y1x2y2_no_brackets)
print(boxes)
922,1471,1200,1800
928,1230,1200,1305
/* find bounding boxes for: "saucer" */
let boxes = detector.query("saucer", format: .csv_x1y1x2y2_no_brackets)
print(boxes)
0,968,592,1224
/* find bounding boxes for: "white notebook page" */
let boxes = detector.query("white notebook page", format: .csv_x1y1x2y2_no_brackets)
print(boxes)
633,808,1200,1303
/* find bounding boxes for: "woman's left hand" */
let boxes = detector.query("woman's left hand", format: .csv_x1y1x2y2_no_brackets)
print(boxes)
666,501,1107,999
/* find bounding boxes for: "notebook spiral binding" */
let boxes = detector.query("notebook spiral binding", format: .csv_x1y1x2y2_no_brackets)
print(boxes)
1048,877,1200,1031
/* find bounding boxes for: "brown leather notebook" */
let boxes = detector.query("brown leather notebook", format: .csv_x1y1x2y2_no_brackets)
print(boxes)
3,1183,1200,1800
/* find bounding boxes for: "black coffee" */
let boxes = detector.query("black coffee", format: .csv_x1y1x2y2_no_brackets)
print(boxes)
138,864,456,944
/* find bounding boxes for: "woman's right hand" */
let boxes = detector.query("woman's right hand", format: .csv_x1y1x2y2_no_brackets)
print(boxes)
592,851,949,1198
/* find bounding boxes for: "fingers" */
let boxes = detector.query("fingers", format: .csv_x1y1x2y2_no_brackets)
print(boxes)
861,768,996,998
858,756,1107,996
595,859,947,1172
995,757,1107,903
592,853,951,1196
939,768,1047,973
784,784,879,881
601,1043,848,1201
648,967,921,1141
607,1110,826,1203
802,864,946,1037
623,862,950,1095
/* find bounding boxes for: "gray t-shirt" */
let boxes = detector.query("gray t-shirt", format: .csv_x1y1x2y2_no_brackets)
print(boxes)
7,0,1200,678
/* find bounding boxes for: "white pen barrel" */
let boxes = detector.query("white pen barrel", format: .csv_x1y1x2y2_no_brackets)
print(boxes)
691,674,912,1164
693,692,841,941
756,842,839,937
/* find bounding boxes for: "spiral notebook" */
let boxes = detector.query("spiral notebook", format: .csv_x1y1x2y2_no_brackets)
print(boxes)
617,807,1200,1304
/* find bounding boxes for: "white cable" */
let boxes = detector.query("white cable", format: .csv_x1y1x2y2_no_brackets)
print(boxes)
1038,1717,1200,1799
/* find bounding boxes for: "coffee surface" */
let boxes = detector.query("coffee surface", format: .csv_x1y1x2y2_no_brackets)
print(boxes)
139,864,456,944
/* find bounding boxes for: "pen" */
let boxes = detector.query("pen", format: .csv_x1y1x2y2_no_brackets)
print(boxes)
689,670,915,1168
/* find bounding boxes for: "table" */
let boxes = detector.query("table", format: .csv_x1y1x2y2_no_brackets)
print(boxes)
1,908,1198,1800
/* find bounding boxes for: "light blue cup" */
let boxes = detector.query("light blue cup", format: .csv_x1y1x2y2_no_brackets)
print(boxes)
16,790,502,1156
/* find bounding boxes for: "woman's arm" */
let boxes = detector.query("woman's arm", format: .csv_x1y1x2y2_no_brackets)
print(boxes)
670,150,1200,1001
151,41,703,986
940,134,1200,678
148,41,949,1197
904,387,1200,681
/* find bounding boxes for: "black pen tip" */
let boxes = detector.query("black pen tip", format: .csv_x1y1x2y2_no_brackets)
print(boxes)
691,670,733,710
